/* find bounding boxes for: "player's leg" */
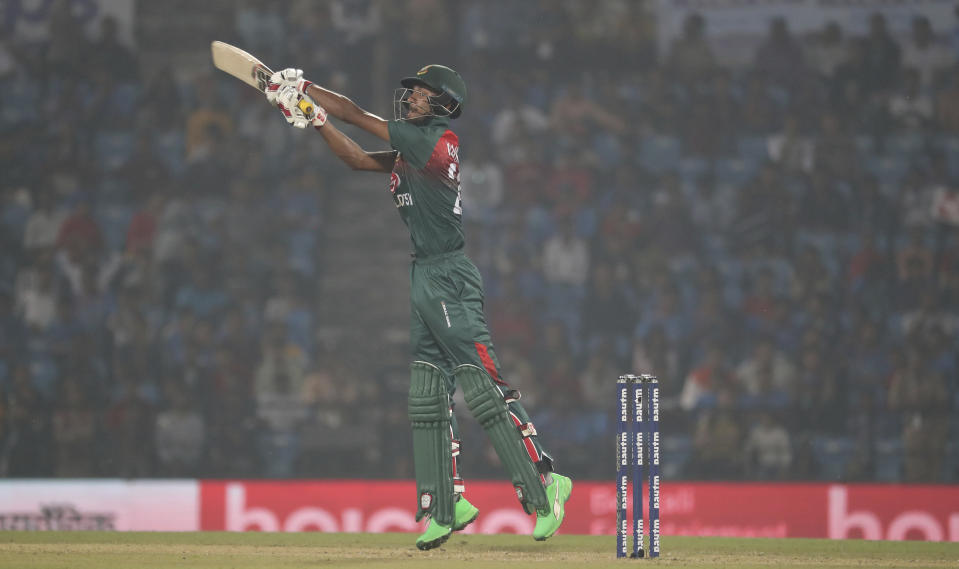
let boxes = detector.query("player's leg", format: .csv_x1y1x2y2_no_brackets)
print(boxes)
414,257,571,538
408,310,477,550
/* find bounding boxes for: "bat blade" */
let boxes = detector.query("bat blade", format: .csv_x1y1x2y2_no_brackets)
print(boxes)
210,40,273,93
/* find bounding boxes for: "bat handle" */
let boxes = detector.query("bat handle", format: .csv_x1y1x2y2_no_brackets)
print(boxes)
297,98,315,119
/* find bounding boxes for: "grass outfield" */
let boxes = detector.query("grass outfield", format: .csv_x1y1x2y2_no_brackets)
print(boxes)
0,532,956,569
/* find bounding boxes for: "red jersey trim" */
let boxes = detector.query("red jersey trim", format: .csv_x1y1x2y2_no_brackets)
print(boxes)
423,130,460,187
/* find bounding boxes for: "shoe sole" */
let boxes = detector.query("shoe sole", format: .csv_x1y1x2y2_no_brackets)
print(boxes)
453,510,479,532
416,530,451,551
534,477,573,541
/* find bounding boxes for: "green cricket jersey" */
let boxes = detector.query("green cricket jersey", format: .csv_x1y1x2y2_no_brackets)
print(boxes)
387,117,464,257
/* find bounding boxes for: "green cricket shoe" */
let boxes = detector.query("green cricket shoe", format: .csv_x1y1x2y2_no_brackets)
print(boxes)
453,497,480,531
532,473,573,541
415,518,453,551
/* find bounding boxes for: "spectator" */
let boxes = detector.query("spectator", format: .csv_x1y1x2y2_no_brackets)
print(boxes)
45,0,90,80
666,12,718,83
741,268,780,332
744,411,793,480
896,228,934,282
23,188,66,256
56,195,104,264
184,76,233,161
852,176,896,237
862,12,902,93
635,284,690,345
0,365,54,476
846,231,888,293
51,378,99,476
459,137,504,223
767,114,813,174
902,16,952,90
753,17,806,88
488,278,536,355
888,68,933,131
254,323,309,399
490,92,550,153
234,0,286,65
542,215,590,300
688,286,737,352
581,261,634,357
797,170,850,233
732,163,790,253
175,263,230,321
734,338,797,404
806,21,847,79
679,343,729,411
103,372,155,477
936,67,959,132
887,348,950,482
549,84,625,143
632,325,681,394
88,16,138,81
154,381,206,476
689,387,744,479
741,75,779,133
14,253,60,331
578,340,622,411
812,112,859,182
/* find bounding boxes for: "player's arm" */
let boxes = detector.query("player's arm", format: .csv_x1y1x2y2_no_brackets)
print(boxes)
317,120,396,173
266,68,390,142
267,78,394,172
303,84,390,143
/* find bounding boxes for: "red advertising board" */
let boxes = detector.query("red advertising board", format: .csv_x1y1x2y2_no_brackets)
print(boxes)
199,480,959,541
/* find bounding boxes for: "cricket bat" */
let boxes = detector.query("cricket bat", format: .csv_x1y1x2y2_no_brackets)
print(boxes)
210,41,314,117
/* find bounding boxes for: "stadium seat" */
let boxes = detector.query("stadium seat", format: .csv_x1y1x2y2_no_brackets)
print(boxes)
885,133,925,159
677,156,709,186
662,434,693,480
110,82,141,119
940,135,959,180
0,77,39,125
714,157,757,188
95,204,134,251
854,135,874,161
737,136,769,165
155,131,186,175
812,435,855,481
94,130,135,172
865,154,909,188
29,353,59,400
639,135,682,173
873,438,903,482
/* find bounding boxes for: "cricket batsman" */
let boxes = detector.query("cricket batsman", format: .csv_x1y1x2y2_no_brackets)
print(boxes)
264,65,573,550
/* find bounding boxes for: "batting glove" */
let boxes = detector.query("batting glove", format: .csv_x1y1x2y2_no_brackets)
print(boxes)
276,86,326,129
266,68,304,104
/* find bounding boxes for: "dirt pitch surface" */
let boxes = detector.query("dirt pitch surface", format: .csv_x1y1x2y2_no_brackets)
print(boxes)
0,532,957,569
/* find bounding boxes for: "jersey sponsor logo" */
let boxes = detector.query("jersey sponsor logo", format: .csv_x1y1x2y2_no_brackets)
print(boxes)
394,192,413,208
440,301,452,328
389,172,401,195
419,492,433,511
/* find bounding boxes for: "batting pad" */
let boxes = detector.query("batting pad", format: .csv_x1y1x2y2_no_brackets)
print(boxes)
408,361,456,526
454,364,549,514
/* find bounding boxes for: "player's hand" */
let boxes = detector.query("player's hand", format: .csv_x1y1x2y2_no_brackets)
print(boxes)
265,68,302,104
276,86,326,129
267,68,313,101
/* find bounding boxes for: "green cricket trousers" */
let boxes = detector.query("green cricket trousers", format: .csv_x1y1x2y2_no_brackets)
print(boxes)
409,250,552,475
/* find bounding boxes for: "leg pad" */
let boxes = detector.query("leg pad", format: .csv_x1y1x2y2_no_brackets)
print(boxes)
454,364,549,514
408,361,455,525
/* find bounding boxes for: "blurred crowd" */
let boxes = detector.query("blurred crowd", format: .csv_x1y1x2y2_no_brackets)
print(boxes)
0,1,957,484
